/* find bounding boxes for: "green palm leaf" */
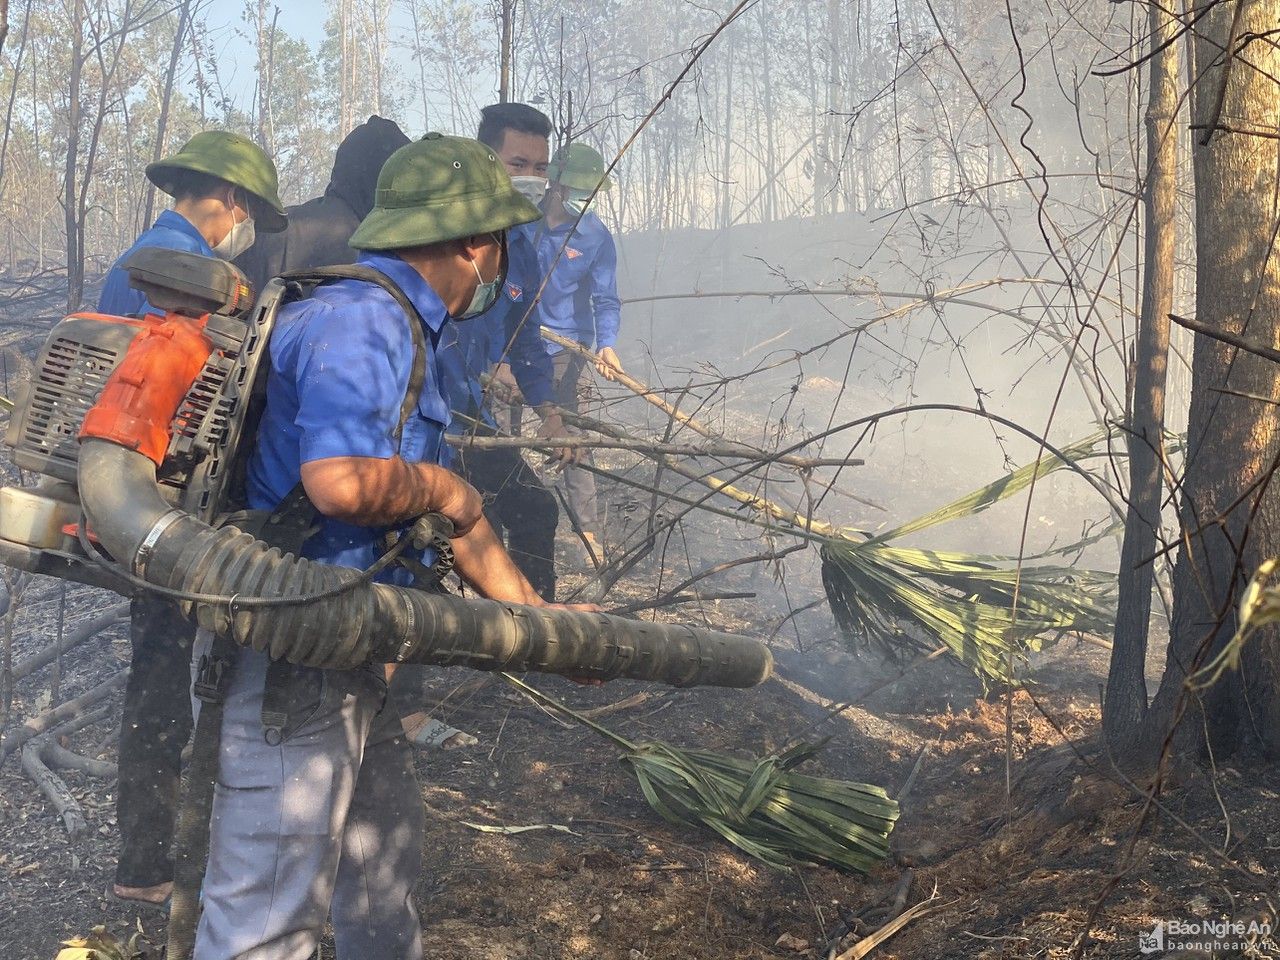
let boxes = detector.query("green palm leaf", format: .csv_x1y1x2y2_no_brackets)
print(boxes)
822,434,1117,684
504,676,898,875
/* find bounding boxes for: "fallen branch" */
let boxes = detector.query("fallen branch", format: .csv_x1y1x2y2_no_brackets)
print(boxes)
20,740,87,837
18,700,115,836
555,405,846,537
540,327,734,446
606,590,756,616
0,668,127,766
578,691,654,720
43,738,117,779
832,893,948,960
897,748,929,807
11,602,129,682
448,431,863,469
39,702,117,779
824,869,916,955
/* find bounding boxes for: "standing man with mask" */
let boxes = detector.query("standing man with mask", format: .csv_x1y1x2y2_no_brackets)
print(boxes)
399,106,567,752
533,142,622,559
195,134,578,960
442,104,565,596
97,131,286,909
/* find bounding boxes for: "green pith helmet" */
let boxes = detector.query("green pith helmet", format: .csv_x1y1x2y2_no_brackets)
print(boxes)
547,142,612,192
349,133,542,251
146,131,287,232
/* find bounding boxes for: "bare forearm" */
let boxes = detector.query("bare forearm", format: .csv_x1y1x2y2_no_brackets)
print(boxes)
451,516,544,605
301,456,480,531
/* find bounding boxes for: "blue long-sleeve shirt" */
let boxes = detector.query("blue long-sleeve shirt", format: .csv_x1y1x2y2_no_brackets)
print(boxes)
98,210,214,315
440,228,554,431
489,227,554,404
528,213,621,352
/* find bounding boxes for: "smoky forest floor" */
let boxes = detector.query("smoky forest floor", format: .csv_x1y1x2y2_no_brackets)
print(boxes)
0,543,1274,960
0,275,1274,959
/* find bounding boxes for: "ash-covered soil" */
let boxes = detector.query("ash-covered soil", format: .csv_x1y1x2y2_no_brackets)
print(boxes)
1,550,1273,960
1,263,1270,960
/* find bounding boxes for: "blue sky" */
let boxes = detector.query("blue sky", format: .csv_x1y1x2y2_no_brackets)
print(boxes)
195,0,482,132
199,0,328,101
204,0,329,53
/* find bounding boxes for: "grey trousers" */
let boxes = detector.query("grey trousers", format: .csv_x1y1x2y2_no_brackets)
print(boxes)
551,351,601,535
194,646,424,960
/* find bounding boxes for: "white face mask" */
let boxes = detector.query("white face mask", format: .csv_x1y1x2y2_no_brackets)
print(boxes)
562,188,593,218
511,175,548,205
212,191,256,260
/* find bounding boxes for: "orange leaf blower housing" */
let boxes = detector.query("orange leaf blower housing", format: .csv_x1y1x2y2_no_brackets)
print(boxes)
80,314,215,465
76,247,254,465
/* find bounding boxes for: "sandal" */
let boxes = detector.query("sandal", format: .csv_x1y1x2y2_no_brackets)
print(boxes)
105,884,171,914
407,718,478,751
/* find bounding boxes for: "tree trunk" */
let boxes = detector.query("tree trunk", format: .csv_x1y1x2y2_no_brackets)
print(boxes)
142,0,193,228
718,40,734,229
498,0,513,103
1140,0,1280,765
63,0,84,312
264,5,279,153
0,0,9,60
1104,0,1179,754
757,2,777,222
0,0,32,218
339,0,350,135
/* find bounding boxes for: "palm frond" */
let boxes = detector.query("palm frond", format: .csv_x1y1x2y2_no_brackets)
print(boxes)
822,434,1117,684
1189,556,1280,691
504,676,898,875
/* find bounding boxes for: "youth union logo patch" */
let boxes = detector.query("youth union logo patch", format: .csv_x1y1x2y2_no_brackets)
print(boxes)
506,282,523,301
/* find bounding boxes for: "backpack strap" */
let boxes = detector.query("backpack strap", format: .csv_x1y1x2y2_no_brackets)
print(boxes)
258,266,437,740
280,264,429,440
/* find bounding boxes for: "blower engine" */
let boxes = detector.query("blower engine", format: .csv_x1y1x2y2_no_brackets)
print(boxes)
0,250,771,689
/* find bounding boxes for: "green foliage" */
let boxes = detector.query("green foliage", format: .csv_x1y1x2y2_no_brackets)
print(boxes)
625,739,898,874
505,676,898,875
821,435,1117,684
1189,557,1280,692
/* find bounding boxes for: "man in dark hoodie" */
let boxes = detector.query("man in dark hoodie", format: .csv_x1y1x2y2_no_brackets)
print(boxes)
236,115,410,290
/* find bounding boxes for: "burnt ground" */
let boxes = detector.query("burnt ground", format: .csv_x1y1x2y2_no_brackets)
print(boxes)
0,275,1276,958
1,550,1276,960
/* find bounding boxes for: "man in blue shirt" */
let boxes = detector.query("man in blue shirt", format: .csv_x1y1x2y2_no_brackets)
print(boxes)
96,131,287,910
438,103,565,604
196,135,559,960
532,142,624,557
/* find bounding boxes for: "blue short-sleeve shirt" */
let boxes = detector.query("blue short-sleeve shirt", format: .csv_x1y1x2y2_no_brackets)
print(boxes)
98,210,214,316
245,251,454,582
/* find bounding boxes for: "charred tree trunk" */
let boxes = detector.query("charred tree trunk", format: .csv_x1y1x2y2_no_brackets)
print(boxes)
1104,0,1179,754
142,0,193,228
1140,0,1280,765
63,0,84,312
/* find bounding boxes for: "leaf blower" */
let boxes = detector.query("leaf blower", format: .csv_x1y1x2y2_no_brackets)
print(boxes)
0,250,771,688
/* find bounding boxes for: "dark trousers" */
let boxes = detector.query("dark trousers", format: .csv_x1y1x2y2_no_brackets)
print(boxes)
115,594,196,887
456,443,558,601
